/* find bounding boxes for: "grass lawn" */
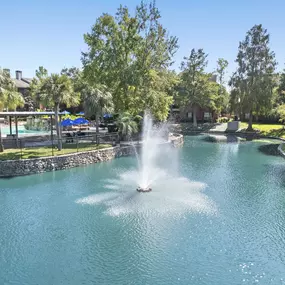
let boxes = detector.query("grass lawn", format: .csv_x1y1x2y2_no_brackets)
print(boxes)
0,143,112,160
239,122,285,138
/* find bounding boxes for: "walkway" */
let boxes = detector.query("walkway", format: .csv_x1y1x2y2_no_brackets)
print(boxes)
208,123,228,132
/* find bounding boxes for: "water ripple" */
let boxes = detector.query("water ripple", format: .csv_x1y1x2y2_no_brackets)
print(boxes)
76,170,217,218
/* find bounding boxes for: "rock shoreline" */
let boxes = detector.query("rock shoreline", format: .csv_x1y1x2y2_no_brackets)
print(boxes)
0,134,183,178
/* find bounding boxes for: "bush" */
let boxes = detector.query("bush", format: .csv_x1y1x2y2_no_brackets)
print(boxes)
24,117,50,131
107,124,118,133
62,114,78,121
217,117,229,123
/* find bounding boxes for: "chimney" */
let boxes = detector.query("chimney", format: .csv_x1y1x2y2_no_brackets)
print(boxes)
16,70,22,80
3,69,10,77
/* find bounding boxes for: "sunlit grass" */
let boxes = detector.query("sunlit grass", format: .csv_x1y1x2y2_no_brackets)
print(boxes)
0,143,111,160
239,122,285,138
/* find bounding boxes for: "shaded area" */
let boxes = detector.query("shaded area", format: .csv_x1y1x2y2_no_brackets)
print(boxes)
258,143,281,156
169,122,217,134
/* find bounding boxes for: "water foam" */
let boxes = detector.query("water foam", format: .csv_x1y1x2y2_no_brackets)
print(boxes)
76,112,217,217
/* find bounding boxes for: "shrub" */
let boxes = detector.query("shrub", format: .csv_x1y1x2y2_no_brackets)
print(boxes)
217,117,229,123
24,117,50,131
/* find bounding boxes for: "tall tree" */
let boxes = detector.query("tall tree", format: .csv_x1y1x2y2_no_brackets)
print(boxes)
61,67,85,110
30,66,48,108
37,74,80,150
179,48,211,126
61,67,84,93
83,84,113,134
82,1,178,120
216,58,229,114
277,68,285,105
0,68,24,152
229,24,277,130
0,68,24,111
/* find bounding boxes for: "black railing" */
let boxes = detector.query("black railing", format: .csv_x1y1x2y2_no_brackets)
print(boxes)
1,133,120,160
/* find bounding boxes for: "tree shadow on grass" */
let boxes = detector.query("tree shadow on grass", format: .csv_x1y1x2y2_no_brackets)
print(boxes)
263,128,285,138
239,127,285,138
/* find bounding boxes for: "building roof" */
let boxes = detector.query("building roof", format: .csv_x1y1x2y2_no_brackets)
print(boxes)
209,74,217,82
13,79,30,89
22,78,33,84
0,112,65,117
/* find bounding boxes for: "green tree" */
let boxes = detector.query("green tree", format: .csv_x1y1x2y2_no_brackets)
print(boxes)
0,68,24,111
83,84,113,134
216,58,229,87
61,67,84,94
229,24,277,130
277,69,285,104
0,68,25,152
179,48,212,126
216,58,229,113
277,104,285,126
30,66,48,108
117,112,139,141
206,78,222,116
82,1,178,120
127,69,177,121
37,74,80,150
61,67,85,110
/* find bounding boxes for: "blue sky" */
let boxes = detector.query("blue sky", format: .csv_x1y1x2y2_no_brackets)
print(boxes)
0,0,284,81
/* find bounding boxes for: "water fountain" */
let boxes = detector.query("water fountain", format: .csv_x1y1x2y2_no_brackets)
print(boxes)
136,112,165,193
76,111,216,217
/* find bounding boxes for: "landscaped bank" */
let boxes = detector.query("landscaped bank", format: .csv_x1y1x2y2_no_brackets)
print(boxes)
0,134,183,177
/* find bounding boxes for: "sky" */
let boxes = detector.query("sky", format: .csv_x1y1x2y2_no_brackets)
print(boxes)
0,0,285,82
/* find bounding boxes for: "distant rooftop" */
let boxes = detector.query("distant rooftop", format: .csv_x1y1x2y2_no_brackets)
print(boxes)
13,79,30,89
3,69,32,89
22,78,32,84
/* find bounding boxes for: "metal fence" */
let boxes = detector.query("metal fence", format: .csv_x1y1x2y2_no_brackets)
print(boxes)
1,133,119,160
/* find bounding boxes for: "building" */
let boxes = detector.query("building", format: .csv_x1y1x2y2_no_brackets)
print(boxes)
4,69,34,111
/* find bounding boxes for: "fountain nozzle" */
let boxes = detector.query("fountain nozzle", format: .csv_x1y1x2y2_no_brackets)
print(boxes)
137,187,152,193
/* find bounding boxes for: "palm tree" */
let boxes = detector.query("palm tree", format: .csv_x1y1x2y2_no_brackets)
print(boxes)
117,112,139,141
0,68,25,152
83,84,113,135
38,74,80,150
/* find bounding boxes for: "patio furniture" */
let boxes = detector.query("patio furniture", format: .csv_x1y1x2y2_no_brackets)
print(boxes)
65,133,74,143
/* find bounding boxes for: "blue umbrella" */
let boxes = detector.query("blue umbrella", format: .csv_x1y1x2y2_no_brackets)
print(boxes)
103,114,113,119
61,110,70,115
61,118,74,126
73,118,89,125
76,111,84,116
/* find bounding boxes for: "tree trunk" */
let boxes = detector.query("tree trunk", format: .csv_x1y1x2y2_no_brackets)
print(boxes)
95,114,100,134
55,104,62,150
193,106,197,127
0,126,4,152
247,111,253,131
95,114,100,145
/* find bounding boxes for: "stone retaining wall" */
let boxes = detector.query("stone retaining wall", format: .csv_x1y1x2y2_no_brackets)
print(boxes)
0,134,183,177
169,133,184,147
278,143,285,158
0,146,135,178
